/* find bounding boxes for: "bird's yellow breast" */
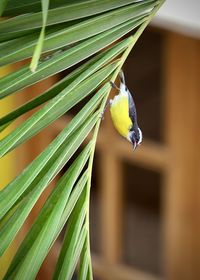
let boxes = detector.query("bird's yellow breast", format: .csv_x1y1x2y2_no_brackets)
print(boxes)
110,94,132,138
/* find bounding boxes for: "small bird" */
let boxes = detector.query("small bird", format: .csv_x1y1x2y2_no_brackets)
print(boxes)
109,70,142,150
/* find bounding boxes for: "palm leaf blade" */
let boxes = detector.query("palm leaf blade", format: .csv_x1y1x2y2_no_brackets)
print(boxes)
0,2,152,65
4,152,90,280
0,0,153,34
0,38,129,127
0,85,108,221
0,18,141,98
0,1,164,279
53,187,87,280
4,172,89,280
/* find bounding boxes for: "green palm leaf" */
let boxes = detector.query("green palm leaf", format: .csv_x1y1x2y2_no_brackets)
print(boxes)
0,1,164,279
0,39,129,128
0,3,150,65
0,61,118,156
29,0,49,72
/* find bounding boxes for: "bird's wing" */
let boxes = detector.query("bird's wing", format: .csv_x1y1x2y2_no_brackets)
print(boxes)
128,90,137,125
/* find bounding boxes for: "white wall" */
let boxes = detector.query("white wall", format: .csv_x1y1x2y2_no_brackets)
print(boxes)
152,0,200,38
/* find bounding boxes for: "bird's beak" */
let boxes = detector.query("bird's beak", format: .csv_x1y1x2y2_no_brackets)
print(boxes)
133,141,137,151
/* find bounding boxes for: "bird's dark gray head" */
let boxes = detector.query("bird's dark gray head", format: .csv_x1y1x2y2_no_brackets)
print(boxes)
128,127,143,150
119,70,142,150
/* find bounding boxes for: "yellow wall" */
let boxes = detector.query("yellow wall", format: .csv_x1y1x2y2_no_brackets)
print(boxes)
0,66,17,279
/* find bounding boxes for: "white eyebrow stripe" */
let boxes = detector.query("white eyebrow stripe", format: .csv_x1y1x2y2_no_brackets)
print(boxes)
138,128,143,144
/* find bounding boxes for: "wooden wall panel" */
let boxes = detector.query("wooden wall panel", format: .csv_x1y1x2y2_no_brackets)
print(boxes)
164,32,200,280
99,150,123,263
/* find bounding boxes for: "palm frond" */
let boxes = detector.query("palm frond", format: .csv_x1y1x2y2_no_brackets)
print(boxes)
0,1,164,279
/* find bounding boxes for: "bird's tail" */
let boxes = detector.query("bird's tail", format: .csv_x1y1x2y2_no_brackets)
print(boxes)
119,70,125,85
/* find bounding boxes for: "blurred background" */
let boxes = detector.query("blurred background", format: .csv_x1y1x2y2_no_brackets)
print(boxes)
1,0,200,280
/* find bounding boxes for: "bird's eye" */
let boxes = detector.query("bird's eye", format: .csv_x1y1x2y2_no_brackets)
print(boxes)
125,86,128,91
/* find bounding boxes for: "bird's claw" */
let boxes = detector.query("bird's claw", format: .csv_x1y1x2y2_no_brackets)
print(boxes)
110,81,119,90
100,112,105,120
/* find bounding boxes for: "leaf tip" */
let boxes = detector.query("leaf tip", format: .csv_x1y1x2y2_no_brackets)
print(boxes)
30,63,37,73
